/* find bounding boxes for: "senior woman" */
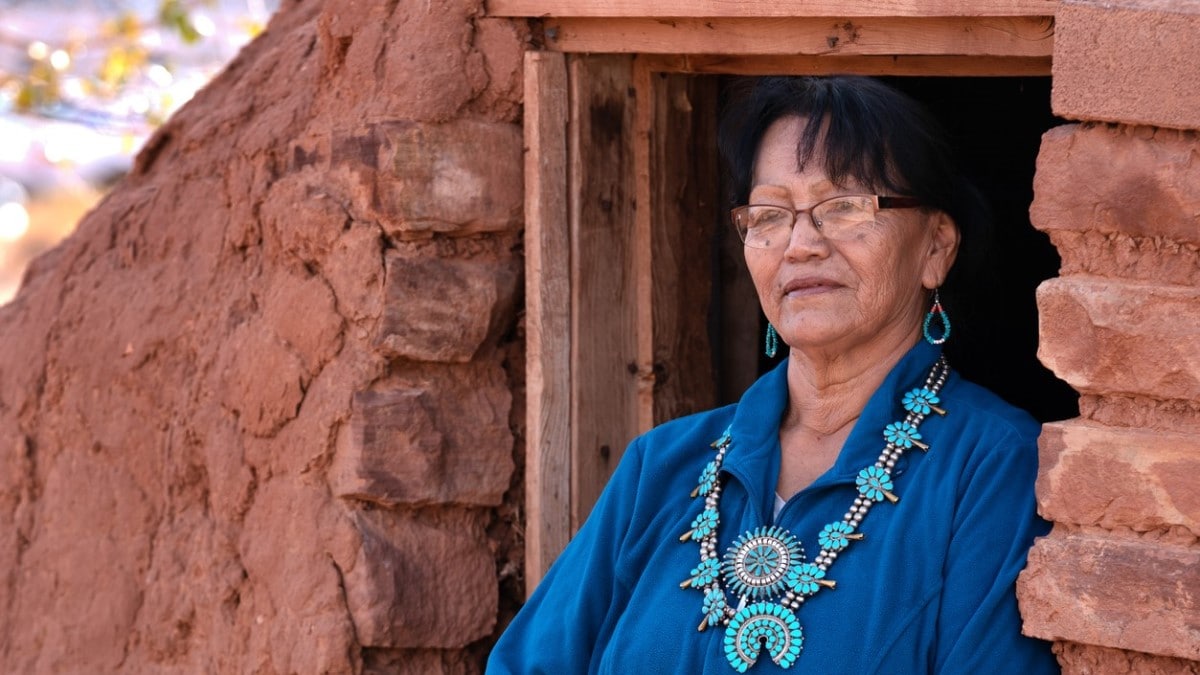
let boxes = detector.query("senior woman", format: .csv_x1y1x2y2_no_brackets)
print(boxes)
487,76,1058,673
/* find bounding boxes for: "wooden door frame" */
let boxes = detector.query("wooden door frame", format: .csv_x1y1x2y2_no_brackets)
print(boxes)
513,2,1055,591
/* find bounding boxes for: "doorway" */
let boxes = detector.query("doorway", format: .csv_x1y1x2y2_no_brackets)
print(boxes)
710,76,1079,424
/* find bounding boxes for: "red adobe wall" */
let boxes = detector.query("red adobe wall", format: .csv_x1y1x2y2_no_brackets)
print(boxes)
0,1,529,672
1015,0,1200,671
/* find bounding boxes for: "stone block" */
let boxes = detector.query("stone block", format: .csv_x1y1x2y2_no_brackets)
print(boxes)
376,251,519,363
330,359,514,507
1054,641,1200,675
1037,277,1200,400
375,120,523,237
297,120,523,238
1031,124,1200,246
1038,420,1200,536
363,648,477,675
1053,0,1200,130
342,509,498,649
1018,530,1200,661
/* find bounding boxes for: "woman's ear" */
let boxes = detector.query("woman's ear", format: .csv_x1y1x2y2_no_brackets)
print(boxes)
921,211,960,290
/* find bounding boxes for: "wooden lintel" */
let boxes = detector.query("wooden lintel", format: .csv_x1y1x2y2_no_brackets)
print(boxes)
636,54,1052,76
489,0,1056,18
543,16,1054,57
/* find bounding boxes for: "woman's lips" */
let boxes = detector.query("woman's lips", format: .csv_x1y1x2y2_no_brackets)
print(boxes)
782,277,842,297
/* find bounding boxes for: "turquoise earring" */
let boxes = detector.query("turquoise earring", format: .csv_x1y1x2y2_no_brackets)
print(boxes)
765,323,779,358
922,289,951,345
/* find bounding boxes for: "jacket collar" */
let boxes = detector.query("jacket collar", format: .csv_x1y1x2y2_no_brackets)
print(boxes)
722,341,944,522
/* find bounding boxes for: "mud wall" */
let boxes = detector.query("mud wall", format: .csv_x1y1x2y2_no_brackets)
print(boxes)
0,1,528,672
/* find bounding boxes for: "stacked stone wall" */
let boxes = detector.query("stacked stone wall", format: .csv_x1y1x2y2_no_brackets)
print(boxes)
1015,1,1200,671
0,0,529,672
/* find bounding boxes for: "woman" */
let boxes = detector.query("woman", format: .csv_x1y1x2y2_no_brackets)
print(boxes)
487,76,1059,673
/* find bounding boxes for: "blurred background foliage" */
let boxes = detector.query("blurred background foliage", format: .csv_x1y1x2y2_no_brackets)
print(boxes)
0,0,277,303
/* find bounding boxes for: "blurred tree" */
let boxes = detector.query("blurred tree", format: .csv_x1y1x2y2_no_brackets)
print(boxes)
0,0,269,130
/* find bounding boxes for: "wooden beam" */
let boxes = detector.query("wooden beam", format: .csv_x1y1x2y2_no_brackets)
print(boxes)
522,50,571,594
542,16,1054,57
489,0,1056,18
638,54,1052,76
567,54,641,531
632,59,656,434
646,68,720,424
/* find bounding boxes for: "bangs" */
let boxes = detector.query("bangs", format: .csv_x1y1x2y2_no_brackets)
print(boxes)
719,76,953,205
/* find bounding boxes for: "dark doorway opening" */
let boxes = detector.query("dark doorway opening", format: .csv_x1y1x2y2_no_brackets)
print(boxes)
710,76,1079,424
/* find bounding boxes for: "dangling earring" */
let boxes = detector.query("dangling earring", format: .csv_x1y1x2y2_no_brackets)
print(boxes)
765,323,779,358
923,289,951,345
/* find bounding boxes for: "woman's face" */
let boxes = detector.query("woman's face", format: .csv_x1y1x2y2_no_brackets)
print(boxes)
745,116,959,356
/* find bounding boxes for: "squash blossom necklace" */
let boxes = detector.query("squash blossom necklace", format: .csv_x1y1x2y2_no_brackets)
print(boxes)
680,356,950,672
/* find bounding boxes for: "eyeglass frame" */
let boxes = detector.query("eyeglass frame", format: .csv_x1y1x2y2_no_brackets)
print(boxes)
729,195,924,248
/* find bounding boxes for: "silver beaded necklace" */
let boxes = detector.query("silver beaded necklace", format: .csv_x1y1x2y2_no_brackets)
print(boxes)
680,356,950,671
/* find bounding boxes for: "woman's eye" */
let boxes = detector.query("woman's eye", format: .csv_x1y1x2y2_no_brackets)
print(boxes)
825,198,859,214
750,208,789,227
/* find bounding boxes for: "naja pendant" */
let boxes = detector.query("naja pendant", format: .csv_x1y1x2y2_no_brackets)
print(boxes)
722,602,804,672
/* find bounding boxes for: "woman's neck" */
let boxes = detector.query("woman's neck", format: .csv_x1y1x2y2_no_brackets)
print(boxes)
782,330,920,436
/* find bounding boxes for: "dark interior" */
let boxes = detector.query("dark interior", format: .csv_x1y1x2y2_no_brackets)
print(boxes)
710,76,1079,424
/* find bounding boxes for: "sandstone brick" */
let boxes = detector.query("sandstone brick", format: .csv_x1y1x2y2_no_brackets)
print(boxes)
376,251,519,363
363,648,478,675
1038,420,1200,536
1018,530,1200,661
1054,641,1200,675
376,120,523,236
330,358,514,507
1053,0,1200,130
1037,277,1200,400
1031,124,1200,246
291,120,523,239
342,509,497,649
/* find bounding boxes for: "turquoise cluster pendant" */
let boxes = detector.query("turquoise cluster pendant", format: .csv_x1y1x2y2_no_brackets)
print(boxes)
680,357,950,671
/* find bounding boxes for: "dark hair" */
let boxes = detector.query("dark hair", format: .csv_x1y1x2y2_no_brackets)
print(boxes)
717,76,993,328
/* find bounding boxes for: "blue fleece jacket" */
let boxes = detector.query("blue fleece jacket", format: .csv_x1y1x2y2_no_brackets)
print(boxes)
488,342,1059,674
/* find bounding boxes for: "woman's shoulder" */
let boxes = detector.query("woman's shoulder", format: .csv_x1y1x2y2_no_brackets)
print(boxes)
941,372,1041,444
632,403,740,466
940,369,1046,458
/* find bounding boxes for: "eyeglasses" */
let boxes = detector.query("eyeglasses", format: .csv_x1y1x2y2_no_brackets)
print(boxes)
730,195,923,249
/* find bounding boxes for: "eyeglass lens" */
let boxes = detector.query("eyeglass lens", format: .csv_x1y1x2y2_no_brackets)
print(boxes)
734,196,878,248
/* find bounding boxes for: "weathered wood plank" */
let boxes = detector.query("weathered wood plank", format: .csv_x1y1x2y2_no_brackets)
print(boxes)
568,54,641,531
543,16,1054,57
639,53,1051,76
632,59,656,434
522,50,571,593
489,0,1056,18
648,70,720,424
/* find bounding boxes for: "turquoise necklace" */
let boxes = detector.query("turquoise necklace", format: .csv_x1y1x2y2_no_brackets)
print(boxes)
680,357,950,672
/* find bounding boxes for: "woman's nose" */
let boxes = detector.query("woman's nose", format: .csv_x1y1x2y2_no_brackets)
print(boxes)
782,210,830,260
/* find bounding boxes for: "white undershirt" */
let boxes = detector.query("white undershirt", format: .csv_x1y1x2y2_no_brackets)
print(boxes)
773,492,787,519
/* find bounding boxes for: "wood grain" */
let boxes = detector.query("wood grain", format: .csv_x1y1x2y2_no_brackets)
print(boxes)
646,68,720,424
543,16,1054,57
567,54,641,531
489,0,1055,18
637,53,1051,76
522,50,571,593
